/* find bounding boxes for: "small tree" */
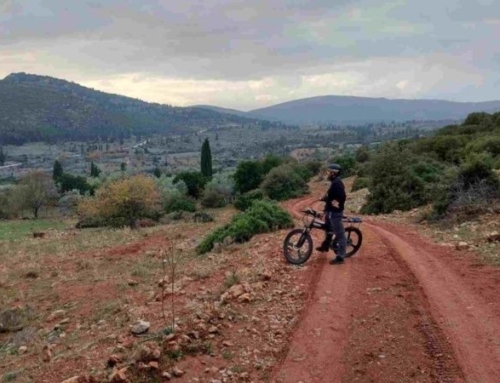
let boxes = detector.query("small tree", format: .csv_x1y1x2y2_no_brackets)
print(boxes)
18,171,57,218
234,160,263,194
173,171,207,199
0,147,5,166
154,167,162,178
120,162,127,172
78,175,161,229
90,162,101,177
53,160,63,180
201,138,213,178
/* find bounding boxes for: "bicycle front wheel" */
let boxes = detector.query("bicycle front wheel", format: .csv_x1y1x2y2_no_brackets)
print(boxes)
283,228,313,264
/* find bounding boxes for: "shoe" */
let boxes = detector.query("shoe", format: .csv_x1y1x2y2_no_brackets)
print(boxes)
315,243,330,252
329,256,344,265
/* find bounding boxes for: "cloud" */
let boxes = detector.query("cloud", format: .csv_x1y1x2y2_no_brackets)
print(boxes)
0,0,499,108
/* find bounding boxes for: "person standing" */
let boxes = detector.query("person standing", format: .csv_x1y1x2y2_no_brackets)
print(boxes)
315,164,347,265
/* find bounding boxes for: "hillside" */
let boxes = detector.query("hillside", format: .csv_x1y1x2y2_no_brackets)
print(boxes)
246,95,500,124
0,73,281,145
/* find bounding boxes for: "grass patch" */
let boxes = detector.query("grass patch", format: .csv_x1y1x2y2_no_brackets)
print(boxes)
0,219,67,241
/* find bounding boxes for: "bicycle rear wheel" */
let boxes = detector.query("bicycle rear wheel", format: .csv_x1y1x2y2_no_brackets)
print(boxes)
345,227,362,257
283,228,313,264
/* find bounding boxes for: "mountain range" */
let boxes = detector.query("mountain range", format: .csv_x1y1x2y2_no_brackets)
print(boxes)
1,72,500,145
198,96,500,125
0,73,280,145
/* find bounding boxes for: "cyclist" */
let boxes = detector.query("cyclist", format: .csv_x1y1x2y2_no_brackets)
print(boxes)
315,163,347,264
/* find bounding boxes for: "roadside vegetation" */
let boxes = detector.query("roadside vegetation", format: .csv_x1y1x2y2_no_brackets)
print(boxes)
338,112,500,222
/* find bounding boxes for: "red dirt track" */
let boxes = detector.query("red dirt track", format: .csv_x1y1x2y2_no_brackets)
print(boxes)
273,196,500,383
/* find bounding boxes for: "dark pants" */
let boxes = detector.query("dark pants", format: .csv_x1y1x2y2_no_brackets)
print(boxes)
325,211,347,259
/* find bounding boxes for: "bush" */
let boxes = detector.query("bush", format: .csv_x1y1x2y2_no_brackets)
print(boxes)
196,200,293,254
233,160,263,194
330,155,356,177
201,186,227,208
164,193,196,213
173,171,207,199
304,160,323,176
351,177,369,192
361,145,429,214
234,189,265,211
432,154,500,218
260,164,309,201
77,175,161,228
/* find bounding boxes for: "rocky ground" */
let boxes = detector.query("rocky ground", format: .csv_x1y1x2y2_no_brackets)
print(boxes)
1,178,500,383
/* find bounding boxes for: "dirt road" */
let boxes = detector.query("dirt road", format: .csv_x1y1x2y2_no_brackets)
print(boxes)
273,197,500,383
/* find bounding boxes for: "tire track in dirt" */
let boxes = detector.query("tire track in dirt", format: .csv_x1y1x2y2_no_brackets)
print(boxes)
273,196,352,383
369,221,500,383
274,192,500,382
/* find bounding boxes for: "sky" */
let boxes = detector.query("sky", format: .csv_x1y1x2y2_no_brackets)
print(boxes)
1,0,499,111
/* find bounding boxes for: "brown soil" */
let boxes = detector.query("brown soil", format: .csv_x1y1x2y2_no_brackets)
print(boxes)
272,193,500,383
2,186,500,383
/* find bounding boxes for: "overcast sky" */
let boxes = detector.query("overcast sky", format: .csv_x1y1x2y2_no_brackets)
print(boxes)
1,0,499,110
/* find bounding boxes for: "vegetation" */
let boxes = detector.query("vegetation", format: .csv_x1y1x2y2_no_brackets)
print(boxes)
356,111,500,219
201,138,213,178
173,171,207,199
260,163,309,201
17,171,57,218
0,73,290,145
196,200,293,254
78,175,161,229
52,160,63,180
0,147,5,166
90,162,101,177
57,173,94,195
234,189,266,211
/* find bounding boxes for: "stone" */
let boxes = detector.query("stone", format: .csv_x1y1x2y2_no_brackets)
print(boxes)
127,280,138,286
208,326,219,334
161,371,172,380
48,309,66,321
109,367,129,383
172,367,185,377
455,241,469,251
42,344,52,362
60,377,83,383
18,346,28,354
487,231,500,242
107,354,123,367
148,361,159,370
130,320,150,335
238,293,252,303
0,307,26,332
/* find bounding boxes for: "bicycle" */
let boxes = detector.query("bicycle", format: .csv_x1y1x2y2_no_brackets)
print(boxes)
283,207,363,264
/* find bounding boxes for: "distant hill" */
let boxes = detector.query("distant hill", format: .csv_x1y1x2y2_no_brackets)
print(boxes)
192,105,250,118
245,95,500,124
0,73,279,145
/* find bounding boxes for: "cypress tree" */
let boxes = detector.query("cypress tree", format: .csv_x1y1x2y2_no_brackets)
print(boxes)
201,138,213,178
0,147,5,166
53,160,63,180
153,166,161,178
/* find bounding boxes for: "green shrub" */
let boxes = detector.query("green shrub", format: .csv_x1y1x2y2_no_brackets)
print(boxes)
330,155,356,177
234,189,265,211
173,171,207,199
233,160,263,194
361,145,429,214
196,200,293,254
351,177,369,192
201,186,227,208
164,194,196,213
431,154,500,218
304,160,323,176
260,164,309,201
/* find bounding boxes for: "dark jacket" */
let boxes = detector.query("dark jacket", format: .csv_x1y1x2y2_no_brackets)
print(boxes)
322,177,346,213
